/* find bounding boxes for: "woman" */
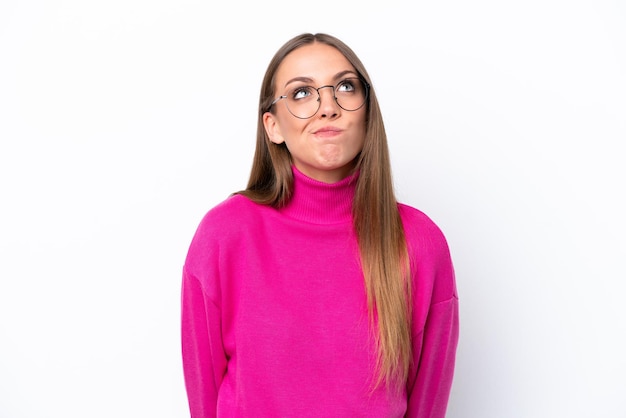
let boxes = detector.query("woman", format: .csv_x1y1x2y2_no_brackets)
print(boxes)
181,33,459,417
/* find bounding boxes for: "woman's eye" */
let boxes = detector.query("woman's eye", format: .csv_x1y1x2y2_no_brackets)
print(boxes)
292,87,312,100
337,80,356,92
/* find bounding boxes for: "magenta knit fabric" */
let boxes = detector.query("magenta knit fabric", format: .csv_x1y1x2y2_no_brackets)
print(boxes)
181,167,459,417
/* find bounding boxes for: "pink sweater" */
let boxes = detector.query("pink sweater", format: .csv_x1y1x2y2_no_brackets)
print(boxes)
181,167,459,417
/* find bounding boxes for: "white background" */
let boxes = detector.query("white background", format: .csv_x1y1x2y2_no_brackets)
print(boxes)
1,0,625,417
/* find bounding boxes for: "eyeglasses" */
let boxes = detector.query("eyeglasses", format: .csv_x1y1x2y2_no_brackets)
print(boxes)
268,77,369,119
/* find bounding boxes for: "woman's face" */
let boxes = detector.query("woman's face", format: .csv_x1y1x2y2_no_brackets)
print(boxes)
263,43,367,183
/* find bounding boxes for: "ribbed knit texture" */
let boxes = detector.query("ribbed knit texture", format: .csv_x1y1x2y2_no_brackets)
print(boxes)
279,169,356,224
181,166,459,417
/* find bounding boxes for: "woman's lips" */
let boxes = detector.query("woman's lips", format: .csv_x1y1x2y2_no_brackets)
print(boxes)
313,127,342,138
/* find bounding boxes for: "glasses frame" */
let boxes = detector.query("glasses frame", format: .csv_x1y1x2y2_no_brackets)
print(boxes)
267,77,370,119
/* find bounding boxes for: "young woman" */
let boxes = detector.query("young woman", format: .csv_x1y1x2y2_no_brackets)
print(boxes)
181,33,459,417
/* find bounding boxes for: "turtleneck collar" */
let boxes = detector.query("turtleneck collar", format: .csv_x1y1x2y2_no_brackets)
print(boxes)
278,166,358,225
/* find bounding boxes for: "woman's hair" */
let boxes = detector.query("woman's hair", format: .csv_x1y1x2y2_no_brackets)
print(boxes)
237,33,412,390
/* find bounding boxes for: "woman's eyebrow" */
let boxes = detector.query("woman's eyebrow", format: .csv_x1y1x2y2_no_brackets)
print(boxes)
283,70,359,88
334,70,358,80
284,76,314,88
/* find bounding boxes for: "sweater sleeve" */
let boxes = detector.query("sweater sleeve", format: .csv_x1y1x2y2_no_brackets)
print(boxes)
406,296,459,418
402,205,460,418
181,267,227,418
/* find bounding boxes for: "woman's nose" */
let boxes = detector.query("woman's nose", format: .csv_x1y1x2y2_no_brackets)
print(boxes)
317,85,340,118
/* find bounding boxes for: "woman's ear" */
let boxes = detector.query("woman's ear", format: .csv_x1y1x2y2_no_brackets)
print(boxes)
263,112,285,144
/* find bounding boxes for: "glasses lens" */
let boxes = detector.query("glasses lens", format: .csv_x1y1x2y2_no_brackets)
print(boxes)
285,78,368,119
286,86,319,119
335,78,367,111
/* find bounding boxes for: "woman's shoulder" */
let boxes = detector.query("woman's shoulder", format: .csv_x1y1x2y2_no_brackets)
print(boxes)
205,193,258,219
397,202,451,256
397,203,444,235
398,203,457,303
192,194,266,237
185,194,267,264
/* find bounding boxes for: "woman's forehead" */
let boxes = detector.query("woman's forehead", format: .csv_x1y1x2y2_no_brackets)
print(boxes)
275,43,355,87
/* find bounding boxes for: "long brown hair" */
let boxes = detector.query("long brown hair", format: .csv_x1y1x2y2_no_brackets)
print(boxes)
237,33,412,390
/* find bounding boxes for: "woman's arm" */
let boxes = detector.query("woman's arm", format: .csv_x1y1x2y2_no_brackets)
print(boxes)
181,268,227,418
400,204,460,418
406,296,459,417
